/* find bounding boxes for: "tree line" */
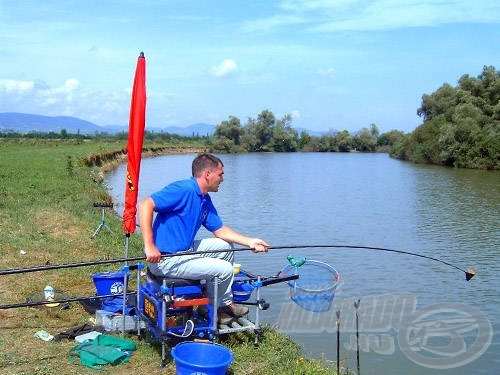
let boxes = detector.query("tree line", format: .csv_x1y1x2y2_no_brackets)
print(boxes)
391,66,499,170
0,113,405,154
209,109,404,154
2,66,497,169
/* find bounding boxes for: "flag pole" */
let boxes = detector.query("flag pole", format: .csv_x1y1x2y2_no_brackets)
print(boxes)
121,51,146,336
123,51,146,253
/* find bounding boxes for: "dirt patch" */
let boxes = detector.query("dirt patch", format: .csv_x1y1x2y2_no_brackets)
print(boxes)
35,210,83,241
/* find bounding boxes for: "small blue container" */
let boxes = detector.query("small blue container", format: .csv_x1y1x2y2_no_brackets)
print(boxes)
92,271,129,296
171,342,233,375
231,271,255,302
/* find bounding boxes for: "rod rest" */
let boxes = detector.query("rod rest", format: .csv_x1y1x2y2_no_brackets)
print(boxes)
93,202,114,208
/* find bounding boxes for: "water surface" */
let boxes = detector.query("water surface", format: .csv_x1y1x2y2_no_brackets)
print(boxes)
106,153,499,374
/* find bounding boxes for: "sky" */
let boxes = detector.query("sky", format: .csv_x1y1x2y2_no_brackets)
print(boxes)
0,0,498,134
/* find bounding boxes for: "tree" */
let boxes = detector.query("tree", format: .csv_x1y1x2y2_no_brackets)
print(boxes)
308,135,330,152
393,66,499,169
369,123,380,138
417,83,457,122
242,109,276,151
212,136,238,153
214,116,244,145
353,127,377,152
298,131,311,149
378,130,405,147
271,114,298,152
334,130,352,152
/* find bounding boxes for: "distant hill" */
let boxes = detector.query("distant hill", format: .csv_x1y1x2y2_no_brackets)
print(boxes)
153,123,215,136
0,112,103,134
0,112,325,137
0,112,215,136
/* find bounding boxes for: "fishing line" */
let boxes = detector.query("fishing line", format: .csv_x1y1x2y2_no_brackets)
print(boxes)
0,244,476,280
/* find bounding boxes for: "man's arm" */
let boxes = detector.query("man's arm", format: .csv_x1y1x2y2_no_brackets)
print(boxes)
213,225,269,253
138,197,163,262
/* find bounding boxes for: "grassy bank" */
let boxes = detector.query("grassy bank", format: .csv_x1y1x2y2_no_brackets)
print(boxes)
0,138,335,374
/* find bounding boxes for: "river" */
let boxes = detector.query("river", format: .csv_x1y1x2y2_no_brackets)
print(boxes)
106,152,499,374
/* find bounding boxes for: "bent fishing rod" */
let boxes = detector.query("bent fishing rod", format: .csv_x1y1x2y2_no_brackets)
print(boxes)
0,244,476,280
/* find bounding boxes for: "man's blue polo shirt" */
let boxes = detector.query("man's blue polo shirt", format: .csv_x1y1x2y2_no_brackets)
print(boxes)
151,177,223,253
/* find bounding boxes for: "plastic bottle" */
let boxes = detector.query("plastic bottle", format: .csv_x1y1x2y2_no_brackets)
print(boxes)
44,285,55,300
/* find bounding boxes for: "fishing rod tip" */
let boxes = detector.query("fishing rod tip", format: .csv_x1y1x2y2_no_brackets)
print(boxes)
465,268,476,281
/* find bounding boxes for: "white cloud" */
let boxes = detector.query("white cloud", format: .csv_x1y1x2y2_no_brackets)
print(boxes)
211,59,238,78
0,78,79,97
65,78,80,91
241,14,306,33
0,80,35,93
0,78,128,124
317,67,336,78
291,109,301,120
245,0,500,33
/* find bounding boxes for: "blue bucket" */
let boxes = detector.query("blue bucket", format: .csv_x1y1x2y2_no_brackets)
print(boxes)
171,342,233,375
92,271,129,296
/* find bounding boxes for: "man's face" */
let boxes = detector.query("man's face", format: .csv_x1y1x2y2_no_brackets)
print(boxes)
206,163,224,192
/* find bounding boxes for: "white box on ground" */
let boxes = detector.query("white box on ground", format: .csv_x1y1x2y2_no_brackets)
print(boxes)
96,310,145,332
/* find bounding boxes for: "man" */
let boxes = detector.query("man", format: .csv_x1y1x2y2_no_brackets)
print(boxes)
138,153,269,323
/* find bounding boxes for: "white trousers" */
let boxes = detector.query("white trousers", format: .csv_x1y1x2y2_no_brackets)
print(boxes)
148,238,234,307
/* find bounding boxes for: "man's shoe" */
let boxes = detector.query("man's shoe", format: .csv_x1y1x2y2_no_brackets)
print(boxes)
218,313,234,325
230,304,249,316
219,303,249,318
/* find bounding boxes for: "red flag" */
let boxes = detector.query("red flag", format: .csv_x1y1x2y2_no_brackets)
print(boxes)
123,52,146,234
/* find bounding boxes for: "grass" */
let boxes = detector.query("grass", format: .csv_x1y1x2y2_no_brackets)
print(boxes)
0,138,336,374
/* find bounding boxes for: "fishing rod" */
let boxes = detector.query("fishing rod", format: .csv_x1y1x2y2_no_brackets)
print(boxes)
336,309,341,375
0,244,476,280
354,299,361,375
0,292,137,310
267,245,476,281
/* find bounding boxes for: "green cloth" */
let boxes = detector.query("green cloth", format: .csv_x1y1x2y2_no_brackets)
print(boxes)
68,334,136,370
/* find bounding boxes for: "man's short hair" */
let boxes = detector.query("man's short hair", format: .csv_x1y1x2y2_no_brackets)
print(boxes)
192,153,223,177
